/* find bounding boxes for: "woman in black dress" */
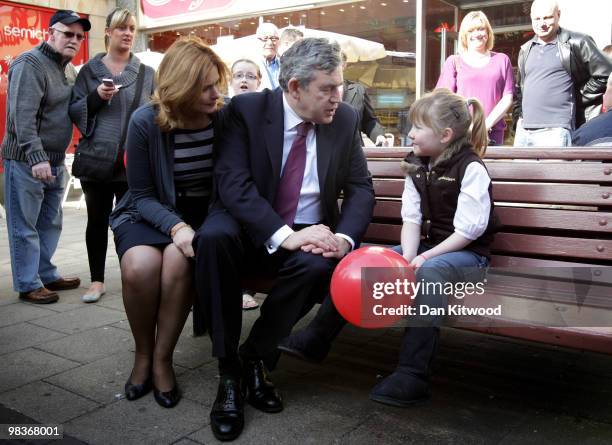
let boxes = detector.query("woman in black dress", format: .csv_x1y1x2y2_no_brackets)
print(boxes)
109,37,228,408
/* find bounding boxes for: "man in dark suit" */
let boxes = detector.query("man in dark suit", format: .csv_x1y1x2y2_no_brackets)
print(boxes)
572,72,612,146
341,52,389,146
194,38,375,441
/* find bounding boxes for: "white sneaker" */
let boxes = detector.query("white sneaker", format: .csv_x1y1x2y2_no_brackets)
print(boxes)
242,293,259,310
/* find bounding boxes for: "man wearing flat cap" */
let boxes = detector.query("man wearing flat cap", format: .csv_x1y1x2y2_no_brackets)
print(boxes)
2,10,91,304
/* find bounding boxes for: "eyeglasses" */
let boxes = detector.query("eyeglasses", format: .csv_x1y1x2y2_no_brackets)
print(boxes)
54,29,85,41
258,36,279,42
232,72,259,81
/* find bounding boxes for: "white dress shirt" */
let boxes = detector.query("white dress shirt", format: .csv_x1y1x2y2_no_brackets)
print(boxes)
265,95,354,253
401,162,491,240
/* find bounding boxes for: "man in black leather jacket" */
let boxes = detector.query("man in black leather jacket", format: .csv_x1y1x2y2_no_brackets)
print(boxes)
512,0,612,146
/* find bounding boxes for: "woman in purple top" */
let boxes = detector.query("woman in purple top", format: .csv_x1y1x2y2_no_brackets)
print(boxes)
436,11,514,145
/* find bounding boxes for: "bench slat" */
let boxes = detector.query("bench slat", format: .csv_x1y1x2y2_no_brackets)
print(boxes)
364,147,612,161
483,274,612,307
492,183,612,206
491,233,612,261
486,161,612,183
372,202,612,232
372,182,612,207
485,147,612,160
495,207,612,233
364,223,401,244
373,179,404,198
368,160,405,178
365,148,410,159
489,255,612,285
370,161,612,183
372,200,402,220
491,255,603,268
463,325,612,355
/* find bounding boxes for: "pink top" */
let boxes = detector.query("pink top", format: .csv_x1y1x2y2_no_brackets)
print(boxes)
436,52,514,136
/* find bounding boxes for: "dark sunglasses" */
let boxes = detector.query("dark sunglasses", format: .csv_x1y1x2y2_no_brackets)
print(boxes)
54,29,85,41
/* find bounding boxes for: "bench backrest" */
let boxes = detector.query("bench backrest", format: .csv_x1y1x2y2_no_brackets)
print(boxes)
364,147,612,268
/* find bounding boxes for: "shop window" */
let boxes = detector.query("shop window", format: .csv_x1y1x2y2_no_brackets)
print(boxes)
148,0,417,143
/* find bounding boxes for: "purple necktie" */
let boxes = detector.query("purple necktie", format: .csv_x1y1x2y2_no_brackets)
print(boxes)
273,121,313,225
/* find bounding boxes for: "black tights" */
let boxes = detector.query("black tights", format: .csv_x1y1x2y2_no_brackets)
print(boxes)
81,180,128,282
121,244,194,391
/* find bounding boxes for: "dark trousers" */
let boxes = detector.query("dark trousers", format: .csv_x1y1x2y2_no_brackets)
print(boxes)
193,209,337,370
81,180,128,282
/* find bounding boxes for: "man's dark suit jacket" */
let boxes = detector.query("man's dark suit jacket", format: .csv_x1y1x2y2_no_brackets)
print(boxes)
343,80,385,142
572,110,612,146
214,88,375,249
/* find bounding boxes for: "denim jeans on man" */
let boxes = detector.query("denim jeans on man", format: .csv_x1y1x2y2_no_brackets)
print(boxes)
4,159,68,292
393,243,489,326
513,119,572,147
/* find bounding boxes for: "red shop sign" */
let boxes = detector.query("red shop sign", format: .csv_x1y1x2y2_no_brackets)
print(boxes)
141,0,234,19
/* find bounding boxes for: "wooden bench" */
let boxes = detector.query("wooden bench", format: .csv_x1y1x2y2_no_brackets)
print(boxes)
365,146,612,354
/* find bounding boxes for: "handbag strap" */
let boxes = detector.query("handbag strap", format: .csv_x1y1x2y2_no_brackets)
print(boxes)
119,63,146,148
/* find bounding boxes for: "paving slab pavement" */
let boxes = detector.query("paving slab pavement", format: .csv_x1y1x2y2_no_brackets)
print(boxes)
1,207,612,444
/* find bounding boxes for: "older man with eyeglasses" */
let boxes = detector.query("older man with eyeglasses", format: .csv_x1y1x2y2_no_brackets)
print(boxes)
256,22,281,90
2,10,91,304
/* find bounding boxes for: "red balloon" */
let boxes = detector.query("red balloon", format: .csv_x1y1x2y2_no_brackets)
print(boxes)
330,246,416,329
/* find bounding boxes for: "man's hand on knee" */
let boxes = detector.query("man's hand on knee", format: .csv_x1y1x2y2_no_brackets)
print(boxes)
301,235,350,258
281,224,338,252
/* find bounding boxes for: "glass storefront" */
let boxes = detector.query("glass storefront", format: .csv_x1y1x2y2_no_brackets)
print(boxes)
142,0,542,144
147,0,418,142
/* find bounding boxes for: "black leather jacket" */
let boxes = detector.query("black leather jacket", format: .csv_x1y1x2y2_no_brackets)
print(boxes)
512,27,612,129
343,80,385,141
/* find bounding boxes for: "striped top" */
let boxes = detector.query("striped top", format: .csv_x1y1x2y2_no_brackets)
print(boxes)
173,123,214,197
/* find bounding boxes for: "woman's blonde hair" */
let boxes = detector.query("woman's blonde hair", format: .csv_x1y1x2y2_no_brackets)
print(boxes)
152,36,229,132
408,88,488,158
458,11,494,53
104,8,134,51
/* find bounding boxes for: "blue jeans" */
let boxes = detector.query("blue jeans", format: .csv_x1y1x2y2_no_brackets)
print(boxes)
513,119,572,147
393,243,489,325
4,160,68,292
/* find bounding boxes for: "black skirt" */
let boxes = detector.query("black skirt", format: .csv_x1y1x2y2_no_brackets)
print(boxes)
113,196,208,260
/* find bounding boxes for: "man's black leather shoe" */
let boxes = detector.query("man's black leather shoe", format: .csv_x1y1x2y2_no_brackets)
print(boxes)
277,329,330,363
210,375,244,441
243,359,283,413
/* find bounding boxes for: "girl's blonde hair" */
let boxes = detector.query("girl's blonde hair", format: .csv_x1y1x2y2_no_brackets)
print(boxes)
104,8,134,51
408,88,488,158
231,59,261,79
152,37,229,132
458,11,494,53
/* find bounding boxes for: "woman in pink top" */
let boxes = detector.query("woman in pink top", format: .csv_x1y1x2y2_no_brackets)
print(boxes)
436,11,514,145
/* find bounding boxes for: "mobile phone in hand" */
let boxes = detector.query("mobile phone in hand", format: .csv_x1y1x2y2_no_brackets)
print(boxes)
102,78,114,88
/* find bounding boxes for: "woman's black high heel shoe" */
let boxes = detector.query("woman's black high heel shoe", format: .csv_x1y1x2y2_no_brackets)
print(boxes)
153,383,181,408
125,375,153,401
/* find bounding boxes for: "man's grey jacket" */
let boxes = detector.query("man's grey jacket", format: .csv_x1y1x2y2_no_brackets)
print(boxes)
2,42,75,167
